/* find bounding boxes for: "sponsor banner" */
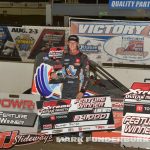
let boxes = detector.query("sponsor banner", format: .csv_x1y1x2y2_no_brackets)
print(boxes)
0,93,40,134
70,18,150,65
37,96,115,134
0,26,66,62
0,130,53,149
109,0,150,9
121,82,150,149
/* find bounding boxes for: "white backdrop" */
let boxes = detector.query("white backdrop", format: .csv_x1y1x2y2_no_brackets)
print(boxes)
0,62,34,94
0,62,149,94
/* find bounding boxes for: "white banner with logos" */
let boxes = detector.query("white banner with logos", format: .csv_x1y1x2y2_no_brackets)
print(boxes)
0,93,40,134
70,18,150,65
121,83,150,149
37,96,115,135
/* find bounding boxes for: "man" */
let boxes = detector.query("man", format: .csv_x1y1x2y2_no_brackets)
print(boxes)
51,35,90,139
51,34,90,99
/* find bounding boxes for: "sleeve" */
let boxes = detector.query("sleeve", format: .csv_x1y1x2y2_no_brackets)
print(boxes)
80,54,90,93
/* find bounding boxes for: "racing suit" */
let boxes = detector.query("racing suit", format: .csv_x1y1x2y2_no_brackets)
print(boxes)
61,51,90,99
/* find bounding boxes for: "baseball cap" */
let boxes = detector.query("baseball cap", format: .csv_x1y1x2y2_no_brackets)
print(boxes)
68,35,79,42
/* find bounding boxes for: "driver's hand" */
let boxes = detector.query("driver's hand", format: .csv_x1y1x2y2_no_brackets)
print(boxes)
76,92,84,100
51,72,58,79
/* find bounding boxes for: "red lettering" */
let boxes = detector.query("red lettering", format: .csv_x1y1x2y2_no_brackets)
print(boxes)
11,100,24,108
0,99,35,109
0,131,18,149
0,99,11,108
23,100,35,109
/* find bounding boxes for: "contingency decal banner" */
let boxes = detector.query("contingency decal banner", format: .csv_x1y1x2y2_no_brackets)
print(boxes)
0,93,40,134
0,26,66,62
70,18,150,65
121,82,150,149
109,0,150,9
37,96,115,135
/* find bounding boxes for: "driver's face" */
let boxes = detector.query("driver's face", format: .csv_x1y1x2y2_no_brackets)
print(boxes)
68,41,78,54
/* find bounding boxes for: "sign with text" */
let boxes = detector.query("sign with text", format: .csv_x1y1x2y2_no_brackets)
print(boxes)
109,0,150,9
0,26,66,62
37,96,115,135
0,93,40,134
0,130,53,149
70,18,150,65
121,82,150,149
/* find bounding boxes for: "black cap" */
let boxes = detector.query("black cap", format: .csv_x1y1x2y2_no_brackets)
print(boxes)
68,35,79,42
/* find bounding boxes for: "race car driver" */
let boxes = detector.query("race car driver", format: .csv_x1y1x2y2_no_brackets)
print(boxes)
51,34,90,100
50,35,90,139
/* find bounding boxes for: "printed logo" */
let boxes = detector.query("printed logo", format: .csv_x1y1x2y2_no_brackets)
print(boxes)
15,35,34,52
79,40,101,52
48,47,64,59
136,105,143,112
66,65,77,76
0,130,53,149
34,63,61,99
125,89,150,100
43,124,52,129
50,115,56,121
74,58,80,66
75,58,80,63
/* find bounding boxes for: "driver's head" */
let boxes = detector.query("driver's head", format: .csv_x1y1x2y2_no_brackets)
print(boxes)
68,35,79,43
68,35,79,54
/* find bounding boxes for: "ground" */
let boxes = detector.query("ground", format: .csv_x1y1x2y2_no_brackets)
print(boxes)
11,142,143,150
